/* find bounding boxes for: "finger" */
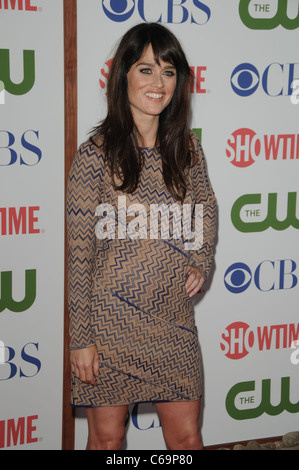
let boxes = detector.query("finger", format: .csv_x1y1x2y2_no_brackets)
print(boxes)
78,367,87,383
188,278,204,297
84,368,97,386
75,365,95,385
185,270,199,291
93,356,100,377
185,271,204,296
186,279,200,296
184,265,193,278
71,363,80,379
185,269,196,288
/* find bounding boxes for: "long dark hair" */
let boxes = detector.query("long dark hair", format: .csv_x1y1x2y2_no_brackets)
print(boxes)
91,22,194,202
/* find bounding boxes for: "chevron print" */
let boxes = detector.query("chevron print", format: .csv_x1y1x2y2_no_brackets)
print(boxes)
67,131,216,406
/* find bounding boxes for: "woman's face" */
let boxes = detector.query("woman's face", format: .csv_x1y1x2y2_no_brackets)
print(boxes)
127,44,177,124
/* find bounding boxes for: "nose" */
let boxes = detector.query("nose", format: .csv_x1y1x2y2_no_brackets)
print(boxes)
152,71,164,88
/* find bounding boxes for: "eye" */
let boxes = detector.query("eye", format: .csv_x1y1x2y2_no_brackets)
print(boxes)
231,63,260,96
163,70,176,77
140,68,152,74
224,263,252,293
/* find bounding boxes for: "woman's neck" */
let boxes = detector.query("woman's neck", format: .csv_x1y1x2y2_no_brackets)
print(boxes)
133,113,159,148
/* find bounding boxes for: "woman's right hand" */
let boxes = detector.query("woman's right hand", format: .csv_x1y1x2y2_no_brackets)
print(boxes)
70,345,99,386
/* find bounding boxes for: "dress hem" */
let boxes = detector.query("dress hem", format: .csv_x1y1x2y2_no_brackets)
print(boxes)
70,395,203,408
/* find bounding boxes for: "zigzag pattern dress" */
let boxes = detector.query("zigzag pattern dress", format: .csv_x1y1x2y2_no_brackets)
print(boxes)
66,131,216,406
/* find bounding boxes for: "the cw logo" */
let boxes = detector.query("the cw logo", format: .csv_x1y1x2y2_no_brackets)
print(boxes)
0,270,36,313
0,49,35,95
239,0,299,30
231,192,299,232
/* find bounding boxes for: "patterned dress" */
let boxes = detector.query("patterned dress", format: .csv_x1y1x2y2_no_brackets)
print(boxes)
66,131,216,407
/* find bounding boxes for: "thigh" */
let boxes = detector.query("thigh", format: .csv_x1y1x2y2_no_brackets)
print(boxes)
154,400,202,450
86,405,129,449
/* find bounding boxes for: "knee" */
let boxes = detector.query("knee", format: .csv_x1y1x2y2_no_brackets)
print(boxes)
87,428,125,450
180,432,203,450
166,430,203,451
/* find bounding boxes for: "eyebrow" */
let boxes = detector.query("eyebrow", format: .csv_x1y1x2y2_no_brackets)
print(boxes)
136,62,176,70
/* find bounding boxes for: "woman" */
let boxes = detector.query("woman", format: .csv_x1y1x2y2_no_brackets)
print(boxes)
67,22,216,450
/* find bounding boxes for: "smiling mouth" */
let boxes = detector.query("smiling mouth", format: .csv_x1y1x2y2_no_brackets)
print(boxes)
145,92,164,99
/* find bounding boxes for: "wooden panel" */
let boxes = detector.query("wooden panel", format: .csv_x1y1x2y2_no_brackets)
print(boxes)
62,0,77,451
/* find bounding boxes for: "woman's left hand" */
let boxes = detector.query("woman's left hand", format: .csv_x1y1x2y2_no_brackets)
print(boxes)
185,265,205,297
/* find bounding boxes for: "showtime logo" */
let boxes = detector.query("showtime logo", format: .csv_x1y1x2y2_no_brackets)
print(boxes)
0,206,40,235
190,66,207,94
99,59,208,94
99,58,113,93
221,321,299,360
101,0,211,24
0,0,38,10
0,415,38,449
226,128,299,167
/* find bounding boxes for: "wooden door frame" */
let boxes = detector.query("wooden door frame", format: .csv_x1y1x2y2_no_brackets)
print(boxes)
62,0,77,450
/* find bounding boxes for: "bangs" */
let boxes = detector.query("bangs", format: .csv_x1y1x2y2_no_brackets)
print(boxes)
123,23,189,76
149,31,177,67
147,29,188,74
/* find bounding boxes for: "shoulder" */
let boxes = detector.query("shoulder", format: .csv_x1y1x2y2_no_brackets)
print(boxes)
77,134,104,158
74,135,105,170
68,136,106,184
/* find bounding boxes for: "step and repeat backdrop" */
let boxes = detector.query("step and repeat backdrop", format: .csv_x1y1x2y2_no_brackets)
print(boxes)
0,1,64,449
75,0,299,449
1,0,298,451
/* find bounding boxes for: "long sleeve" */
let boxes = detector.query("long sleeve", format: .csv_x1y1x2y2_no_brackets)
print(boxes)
66,141,103,350
188,133,217,280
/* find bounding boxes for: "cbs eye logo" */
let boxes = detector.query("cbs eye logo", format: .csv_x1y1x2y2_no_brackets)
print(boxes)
230,63,259,97
224,262,252,293
102,0,135,22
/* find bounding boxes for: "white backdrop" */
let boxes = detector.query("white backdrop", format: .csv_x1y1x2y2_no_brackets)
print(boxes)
1,0,297,452
0,0,64,449
76,0,299,449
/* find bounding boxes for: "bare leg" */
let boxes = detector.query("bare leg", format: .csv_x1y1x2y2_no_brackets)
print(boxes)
154,400,203,450
85,405,128,450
